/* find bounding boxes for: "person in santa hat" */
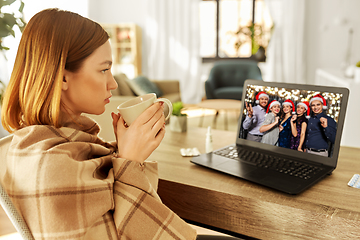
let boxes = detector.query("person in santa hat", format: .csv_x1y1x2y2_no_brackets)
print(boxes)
278,99,295,148
290,101,309,151
242,91,269,142
305,94,337,157
259,100,281,145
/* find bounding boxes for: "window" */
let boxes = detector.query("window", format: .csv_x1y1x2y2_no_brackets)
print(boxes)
200,0,273,62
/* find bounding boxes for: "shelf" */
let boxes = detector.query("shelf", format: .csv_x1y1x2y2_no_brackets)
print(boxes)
102,23,142,79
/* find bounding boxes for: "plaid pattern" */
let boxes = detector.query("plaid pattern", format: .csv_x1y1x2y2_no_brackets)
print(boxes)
1,116,197,239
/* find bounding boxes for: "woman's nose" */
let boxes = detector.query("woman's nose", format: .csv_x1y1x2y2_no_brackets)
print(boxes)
108,75,118,90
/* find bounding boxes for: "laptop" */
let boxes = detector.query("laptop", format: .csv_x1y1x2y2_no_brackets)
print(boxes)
191,80,349,194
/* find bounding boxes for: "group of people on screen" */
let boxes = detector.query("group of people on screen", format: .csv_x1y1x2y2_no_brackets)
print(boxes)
242,91,337,157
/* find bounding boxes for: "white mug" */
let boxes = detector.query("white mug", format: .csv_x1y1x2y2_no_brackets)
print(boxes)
117,93,173,125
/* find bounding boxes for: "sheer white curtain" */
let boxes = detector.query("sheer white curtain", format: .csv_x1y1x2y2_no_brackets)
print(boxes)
265,0,306,83
144,0,202,104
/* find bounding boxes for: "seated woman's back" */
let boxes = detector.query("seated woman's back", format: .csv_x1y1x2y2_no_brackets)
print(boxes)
1,8,196,240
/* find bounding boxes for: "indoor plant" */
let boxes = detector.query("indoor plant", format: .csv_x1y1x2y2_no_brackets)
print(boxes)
0,0,25,137
169,101,187,132
0,80,4,103
0,0,26,51
0,0,26,100
229,21,273,61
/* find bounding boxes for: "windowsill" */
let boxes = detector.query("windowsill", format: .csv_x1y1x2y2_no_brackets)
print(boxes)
202,55,266,63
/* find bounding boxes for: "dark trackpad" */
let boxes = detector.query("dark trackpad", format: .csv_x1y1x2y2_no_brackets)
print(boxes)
216,160,258,177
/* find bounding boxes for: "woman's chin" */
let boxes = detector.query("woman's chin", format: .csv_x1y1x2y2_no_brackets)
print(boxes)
86,108,106,116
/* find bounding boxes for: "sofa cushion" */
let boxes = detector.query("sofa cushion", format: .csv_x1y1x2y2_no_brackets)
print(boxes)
127,75,163,97
113,73,135,96
162,93,181,103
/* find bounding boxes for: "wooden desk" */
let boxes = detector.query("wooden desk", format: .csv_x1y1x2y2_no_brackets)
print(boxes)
196,99,241,130
149,127,360,239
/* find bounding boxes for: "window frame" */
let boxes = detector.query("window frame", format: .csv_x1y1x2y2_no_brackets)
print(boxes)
201,0,260,63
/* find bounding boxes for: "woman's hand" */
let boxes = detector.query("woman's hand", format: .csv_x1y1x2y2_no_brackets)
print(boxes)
279,124,284,132
111,102,166,163
274,116,280,124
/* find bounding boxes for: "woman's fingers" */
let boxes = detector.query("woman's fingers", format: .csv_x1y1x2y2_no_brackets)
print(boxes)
151,112,165,136
155,124,166,141
111,112,120,128
149,105,165,130
114,102,166,163
116,115,127,130
133,102,164,127
114,113,129,141
111,112,120,141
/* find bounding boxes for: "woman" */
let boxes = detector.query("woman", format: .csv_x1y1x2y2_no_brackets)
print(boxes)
260,100,281,145
1,9,196,240
278,99,295,148
290,101,309,151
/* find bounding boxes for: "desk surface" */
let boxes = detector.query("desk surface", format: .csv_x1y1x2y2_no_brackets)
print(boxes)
149,127,360,239
196,99,242,111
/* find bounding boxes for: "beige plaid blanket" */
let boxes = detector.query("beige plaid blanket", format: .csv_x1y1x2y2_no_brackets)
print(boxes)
1,116,197,239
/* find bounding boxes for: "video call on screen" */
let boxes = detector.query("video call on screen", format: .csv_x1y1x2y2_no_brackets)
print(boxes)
239,84,343,158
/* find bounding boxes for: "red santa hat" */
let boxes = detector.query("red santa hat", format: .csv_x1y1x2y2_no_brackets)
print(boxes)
255,91,269,104
309,94,327,110
266,100,281,114
282,99,295,114
297,101,310,118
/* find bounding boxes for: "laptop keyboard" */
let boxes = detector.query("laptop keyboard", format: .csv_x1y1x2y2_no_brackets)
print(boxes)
213,146,323,180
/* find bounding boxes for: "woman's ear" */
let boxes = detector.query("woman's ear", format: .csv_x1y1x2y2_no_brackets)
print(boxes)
62,70,70,91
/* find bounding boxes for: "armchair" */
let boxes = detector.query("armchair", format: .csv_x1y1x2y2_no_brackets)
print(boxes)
205,60,262,100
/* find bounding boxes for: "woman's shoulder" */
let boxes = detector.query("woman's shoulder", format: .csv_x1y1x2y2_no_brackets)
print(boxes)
266,113,275,119
12,125,76,151
12,116,107,151
299,116,308,124
262,113,274,123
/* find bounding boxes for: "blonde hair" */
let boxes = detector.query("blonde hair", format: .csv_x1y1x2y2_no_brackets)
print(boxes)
1,8,109,132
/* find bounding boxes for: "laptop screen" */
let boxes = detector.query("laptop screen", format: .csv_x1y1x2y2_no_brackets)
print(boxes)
236,80,349,167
